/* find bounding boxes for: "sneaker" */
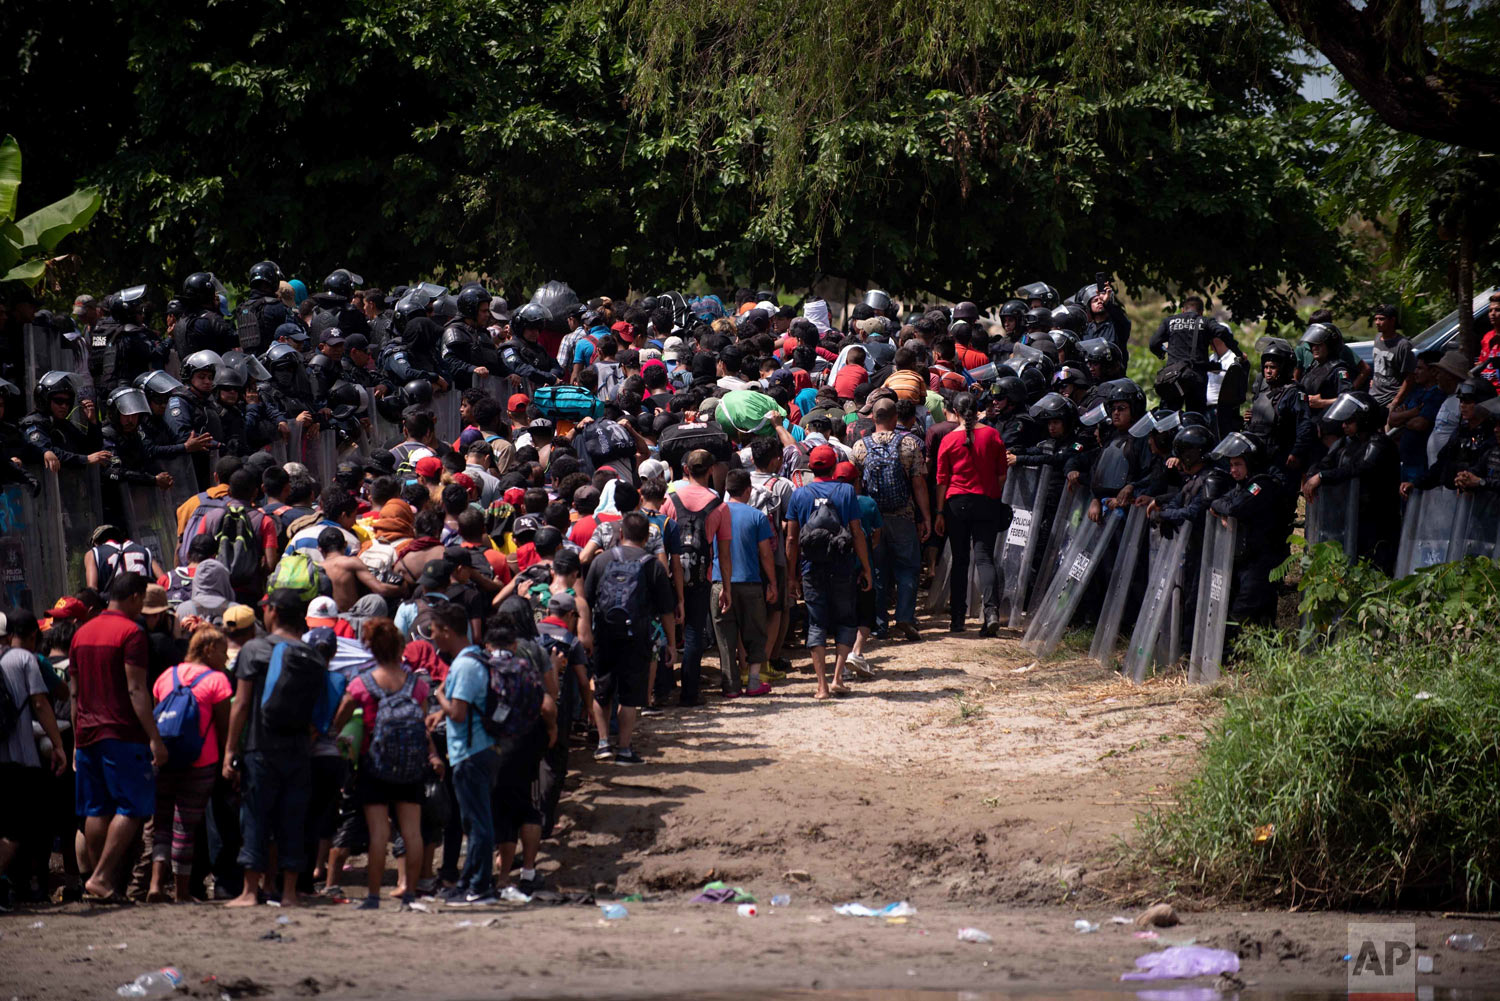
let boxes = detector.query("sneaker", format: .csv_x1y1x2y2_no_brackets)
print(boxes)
895,621,923,642
770,657,794,674
356,896,380,910
499,886,532,903
464,891,500,907
847,654,874,679
614,748,645,765
593,743,613,761
516,874,547,894
416,876,439,897
723,688,743,699
742,682,772,697
440,886,470,905
980,611,1000,637
760,665,787,682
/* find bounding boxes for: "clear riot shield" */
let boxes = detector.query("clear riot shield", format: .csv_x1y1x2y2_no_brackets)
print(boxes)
368,403,400,454
1395,487,1462,577
121,478,180,572
270,436,289,466
305,424,337,485
1188,515,1236,684
999,465,1053,628
474,374,506,405
1453,490,1500,562
1305,476,1358,561
1021,507,1123,659
285,421,304,473
1124,526,1191,684
1021,483,1090,628
39,466,104,603
1089,504,1149,669
433,390,461,444
0,482,55,612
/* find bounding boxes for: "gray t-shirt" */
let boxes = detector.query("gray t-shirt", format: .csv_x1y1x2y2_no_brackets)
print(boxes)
1370,336,1415,406
0,647,48,768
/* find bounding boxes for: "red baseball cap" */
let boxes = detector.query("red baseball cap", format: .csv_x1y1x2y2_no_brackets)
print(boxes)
49,596,90,621
508,393,530,412
833,461,858,484
611,320,634,343
808,444,838,472
503,487,526,507
450,472,476,493
414,456,443,479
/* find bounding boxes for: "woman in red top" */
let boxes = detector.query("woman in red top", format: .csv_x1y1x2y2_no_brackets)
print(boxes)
934,392,1009,636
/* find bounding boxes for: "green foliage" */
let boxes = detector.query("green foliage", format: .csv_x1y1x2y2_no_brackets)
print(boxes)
1142,557,1500,908
0,135,101,287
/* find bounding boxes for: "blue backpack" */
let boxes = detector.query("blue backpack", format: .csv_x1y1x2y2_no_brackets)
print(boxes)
154,667,207,769
861,432,912,513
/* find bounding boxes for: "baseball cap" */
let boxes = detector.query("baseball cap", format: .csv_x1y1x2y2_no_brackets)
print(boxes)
833,461,858,484
870,397,898,419
304,626,338,660
612,320,634,343
1372,303,1399,319
418,559,453,589
49,596,90,621
547,591,578,616
662,335,684,354
142,584,170,615
344,333,370,352
414,455,443,479
552,548,581,575
72,294,97,316
306,595,340,624
491,297,511,322
528,417,555,431
450,472,476,493
223,604,256,632
808,444,838,472
508,393,530,412
276,322,309,343
262,589,307,618
319,329,346,346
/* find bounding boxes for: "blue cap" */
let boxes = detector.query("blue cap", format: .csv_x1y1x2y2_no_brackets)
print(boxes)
275,322,308,343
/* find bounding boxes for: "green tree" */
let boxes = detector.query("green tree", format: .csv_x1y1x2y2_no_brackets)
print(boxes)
0,135,102,290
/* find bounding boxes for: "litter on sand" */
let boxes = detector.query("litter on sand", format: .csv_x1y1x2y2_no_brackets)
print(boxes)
1120,946,1240,981
958,928,994,944
834,901,917,918
1074,919,1100,933
691,881,756,904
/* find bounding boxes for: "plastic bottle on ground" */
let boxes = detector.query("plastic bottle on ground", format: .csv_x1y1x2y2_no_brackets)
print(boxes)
598,903,628,919
1446,934,1485,952
115,968,183,997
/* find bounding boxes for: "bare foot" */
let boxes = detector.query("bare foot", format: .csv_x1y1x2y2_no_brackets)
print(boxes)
223,891,260,908
814,690,832,701
279,894,299,908
82,877,115,900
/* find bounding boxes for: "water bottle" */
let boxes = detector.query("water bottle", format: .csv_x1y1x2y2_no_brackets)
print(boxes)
770,894,791,907
116,967,183,996
736,903,758,917
598,903,628,920
1446,933,1486,952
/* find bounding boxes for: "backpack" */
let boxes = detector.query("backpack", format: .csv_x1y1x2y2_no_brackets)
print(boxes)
410,590,456,642
578,420,635,468
799,494,853,565
92,541,153,593
862,433,913,513
533,384,604,421
153,666,207,770
595,361,624,402
360,669,428,783
180,497,262,588
267,551,329,601
748,479,786,543
163,567,195,608
259,640,329,733
479,646,545,739
516,564,554,620
593,551,655,637
676,496,721,587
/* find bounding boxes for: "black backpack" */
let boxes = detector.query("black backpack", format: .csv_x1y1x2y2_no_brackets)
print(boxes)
676,496,721,587
593,551,655,638
799,495,853,565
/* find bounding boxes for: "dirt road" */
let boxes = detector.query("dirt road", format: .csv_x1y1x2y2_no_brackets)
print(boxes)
4,621,1497,998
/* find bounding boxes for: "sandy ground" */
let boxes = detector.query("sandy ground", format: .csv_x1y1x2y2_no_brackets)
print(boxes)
3,615,1499,999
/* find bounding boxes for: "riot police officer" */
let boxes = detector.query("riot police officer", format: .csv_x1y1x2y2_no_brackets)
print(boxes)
0,378,44,493
1299,323,1354,414
441,286,502,391
176,272,238,355
260,342,323,432
338,333,383,392
308,268,370,339
105,286,170,390
1148,295,1230,412
379,292,449,392
1304,391,1400,574
167,351,225,486
1208,432,1288,629
237,260,294,354
102,385,173,493
500,303,562,388
1081,378,1150,522
209,365,275,456
1243,336,1316,493
133,370,213,458
21,371,109,471
983,376,1041,450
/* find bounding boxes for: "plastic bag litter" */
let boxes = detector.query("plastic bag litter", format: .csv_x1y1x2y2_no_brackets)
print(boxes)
1120,946,1240,981
833,901,916,918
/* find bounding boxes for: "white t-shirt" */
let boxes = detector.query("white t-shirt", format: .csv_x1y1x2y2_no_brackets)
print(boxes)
0,647,48,768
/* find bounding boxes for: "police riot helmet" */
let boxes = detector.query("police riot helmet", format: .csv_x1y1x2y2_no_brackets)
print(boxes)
135,370,183,398
1048,329,1080,357
221,349,271,384
1051,303,1087,335
1016,364,1050,402
324,269,361,300
1300,322,1342,348
1055,364,1093,389
248,261,284,294
212,366,248,391
1209,430,1262,464
394,290,431,334
456,285,493,321
1028,391,1077,424
1023,306,1052,332
1100,377,1147,415
1456,377,1498,403
1171,423,1217,462
430,293,459,321
1080,337,1122,368
328,382,364,420
863,289,892,313
998,300,1027,324
180,272,220,311
949,301,977,322
989,375,1027,410
110,285,148,323
1202,468,1237,499
1017,281,1060,310
265,342,303,368
182,350,222,379
1079,402,1110,427
513,302,550,331
402,378,434,408
34,371,77,411
106,386,151,419
1325,390,1385,431
307,351,338,391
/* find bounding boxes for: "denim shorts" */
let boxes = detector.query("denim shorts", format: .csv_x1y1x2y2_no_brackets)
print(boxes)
75,739,155,818
801,564,858,649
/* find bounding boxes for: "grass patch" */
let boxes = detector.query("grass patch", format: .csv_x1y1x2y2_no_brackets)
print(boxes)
1138,553,1500,909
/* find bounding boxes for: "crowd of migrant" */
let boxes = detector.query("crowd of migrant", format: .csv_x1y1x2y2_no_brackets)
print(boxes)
0,263,1497,910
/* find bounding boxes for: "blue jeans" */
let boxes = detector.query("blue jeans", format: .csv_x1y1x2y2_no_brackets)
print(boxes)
680,580,713,703
874,514,921,628
452,748,501,896
237,750,312,874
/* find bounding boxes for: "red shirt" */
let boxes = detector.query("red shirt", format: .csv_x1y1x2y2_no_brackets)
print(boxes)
936,424,1008,499
956,346,988,370
569,515,598,549
833,364,868,400
69,610,151,747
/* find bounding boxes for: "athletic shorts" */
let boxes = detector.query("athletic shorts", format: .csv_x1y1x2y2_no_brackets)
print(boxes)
354,762,424,807
75,739,155,819
594,635,652,709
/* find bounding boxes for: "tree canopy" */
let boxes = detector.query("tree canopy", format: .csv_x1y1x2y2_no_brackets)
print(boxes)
2,0,1487,327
